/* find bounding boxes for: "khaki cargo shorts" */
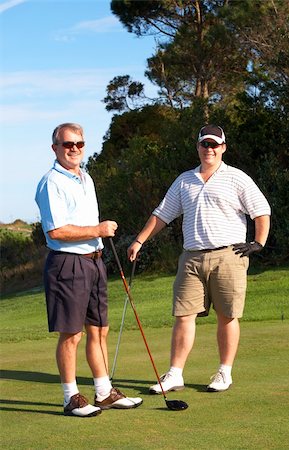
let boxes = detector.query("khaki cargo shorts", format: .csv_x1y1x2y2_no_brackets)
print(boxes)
173,246,249,319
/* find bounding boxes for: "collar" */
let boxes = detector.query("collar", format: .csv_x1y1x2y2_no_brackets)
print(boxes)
195,161,227,174
53,160,83,184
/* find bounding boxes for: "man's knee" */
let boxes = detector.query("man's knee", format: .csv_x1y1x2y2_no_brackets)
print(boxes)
216,312,239,325
58,331,83,347
85,324,109,341
175,314,197,324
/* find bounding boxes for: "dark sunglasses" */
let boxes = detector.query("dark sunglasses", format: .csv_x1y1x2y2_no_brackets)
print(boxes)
58,141,85,149
200,141,222,149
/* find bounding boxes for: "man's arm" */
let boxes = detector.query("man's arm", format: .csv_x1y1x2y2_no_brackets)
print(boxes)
127,215,166,261
254,215,270,247
233,214,270,257
48,221,118,241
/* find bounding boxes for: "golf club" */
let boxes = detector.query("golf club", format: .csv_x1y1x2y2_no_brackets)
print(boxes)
110,258,137,382
109,238,188,411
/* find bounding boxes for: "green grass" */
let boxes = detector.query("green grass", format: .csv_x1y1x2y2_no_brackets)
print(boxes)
1,266,288,343
1,266,289,449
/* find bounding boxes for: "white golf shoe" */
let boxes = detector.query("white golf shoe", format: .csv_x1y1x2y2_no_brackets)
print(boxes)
207,370,232,392
149,372,184,394
94,387,143,410
64,393,102,417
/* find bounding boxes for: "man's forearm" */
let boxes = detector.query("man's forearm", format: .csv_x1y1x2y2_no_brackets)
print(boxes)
135,215,166,244
254,215,270,246
48,225,99,241
48,221,118,241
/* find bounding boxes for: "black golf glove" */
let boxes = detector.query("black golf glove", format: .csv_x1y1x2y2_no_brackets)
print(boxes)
233,241,263,257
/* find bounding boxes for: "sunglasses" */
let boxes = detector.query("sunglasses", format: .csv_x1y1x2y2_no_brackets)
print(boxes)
58,141,85,149
200,141,221,149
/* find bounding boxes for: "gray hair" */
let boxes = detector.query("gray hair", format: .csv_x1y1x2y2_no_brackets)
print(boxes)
52,123,84,144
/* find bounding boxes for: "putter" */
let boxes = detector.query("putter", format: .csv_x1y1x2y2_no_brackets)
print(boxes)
109,238,188,411
110,258,137,382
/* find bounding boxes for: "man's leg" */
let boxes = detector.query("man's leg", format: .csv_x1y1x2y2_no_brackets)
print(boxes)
56,332,82,383
207,312,239,392
217,313,240,366
85,324,109,378
56,331,101,416
86,324,143,410
170,314,197,368
150,314,197,394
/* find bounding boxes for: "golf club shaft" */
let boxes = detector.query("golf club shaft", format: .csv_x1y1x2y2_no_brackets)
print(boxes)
110,259,136,381
109,238,167,400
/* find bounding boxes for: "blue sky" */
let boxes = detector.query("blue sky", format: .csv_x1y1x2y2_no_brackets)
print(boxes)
0,0,157,224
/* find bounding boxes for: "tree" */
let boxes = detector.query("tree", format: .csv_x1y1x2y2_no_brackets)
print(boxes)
111,0,251,113
86,103,205,237
103,75,149,112
111,0,289,114
221,0,289,113
85,0,289,270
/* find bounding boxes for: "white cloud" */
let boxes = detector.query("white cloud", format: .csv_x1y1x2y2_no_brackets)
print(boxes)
1,98,107,124
0,67,138,95
0,67,151,125
0,70,108,124
73,16,122,33
52,15,123,41
0,0,27,13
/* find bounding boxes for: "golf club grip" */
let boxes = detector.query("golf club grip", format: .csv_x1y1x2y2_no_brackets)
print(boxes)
129,258,137,287
109,237,123,273
109,238,167,399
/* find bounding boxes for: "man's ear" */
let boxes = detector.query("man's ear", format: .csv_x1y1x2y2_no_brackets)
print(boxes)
221,144,227,154
52,144,56,154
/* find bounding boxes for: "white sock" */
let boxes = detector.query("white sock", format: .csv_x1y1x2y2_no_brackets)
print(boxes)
94,376,112,398
62,380,79,405
219,364,232,378
169,366,183,378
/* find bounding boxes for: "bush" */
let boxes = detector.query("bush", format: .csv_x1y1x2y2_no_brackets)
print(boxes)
0,226,47,295
0,229,35,269
31,222,46,247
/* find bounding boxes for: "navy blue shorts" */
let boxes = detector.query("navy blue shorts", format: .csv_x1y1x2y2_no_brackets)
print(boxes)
44,251,108,333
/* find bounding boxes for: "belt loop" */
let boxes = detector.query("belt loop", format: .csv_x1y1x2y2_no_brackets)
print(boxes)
93,250,102,260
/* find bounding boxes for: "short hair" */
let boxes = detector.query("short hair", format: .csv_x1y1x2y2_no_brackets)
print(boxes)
52,123,84,144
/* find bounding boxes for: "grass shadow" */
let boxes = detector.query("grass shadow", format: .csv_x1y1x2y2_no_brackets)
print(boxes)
106,377,155,395
186,383,207,392
0,398,62,416
112,378,208,394
0,371,154,395
1,371,209,394
0,370,60,384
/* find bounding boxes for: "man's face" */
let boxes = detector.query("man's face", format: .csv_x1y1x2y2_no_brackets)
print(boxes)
197,139,226,167
52,128,85,174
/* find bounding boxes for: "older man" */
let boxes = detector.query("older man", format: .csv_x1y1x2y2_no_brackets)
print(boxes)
36,123,142,417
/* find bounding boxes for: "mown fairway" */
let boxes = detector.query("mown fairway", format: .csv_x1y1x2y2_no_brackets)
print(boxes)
1,267,289,449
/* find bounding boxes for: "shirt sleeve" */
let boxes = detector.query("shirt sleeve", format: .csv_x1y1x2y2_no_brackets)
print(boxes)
239,176,271,219
37,179,70,232
153,176,183,224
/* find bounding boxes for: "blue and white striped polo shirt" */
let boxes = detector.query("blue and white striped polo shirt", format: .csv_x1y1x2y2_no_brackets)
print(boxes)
35,160,103,253
153,162,271,250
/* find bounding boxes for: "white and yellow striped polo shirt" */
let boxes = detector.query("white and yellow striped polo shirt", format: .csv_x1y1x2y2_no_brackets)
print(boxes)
153,162,271,251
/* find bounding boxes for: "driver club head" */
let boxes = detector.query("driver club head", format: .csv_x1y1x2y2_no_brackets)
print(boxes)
165,399,189,411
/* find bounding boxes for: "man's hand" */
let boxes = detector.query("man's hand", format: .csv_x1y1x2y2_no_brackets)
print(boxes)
233,241,263,257
127,240,143,262
97,220,118,238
